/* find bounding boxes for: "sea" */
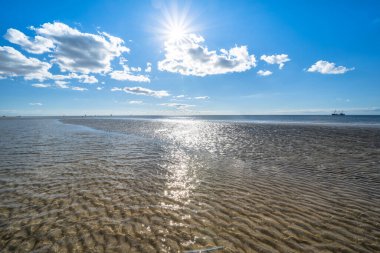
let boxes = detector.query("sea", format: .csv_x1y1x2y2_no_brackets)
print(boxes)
0,115,379,252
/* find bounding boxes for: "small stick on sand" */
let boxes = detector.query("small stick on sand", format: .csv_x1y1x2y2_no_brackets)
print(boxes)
184,246,224,253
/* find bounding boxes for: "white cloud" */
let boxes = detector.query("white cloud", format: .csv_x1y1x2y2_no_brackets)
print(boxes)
112,86,169,98
130,67,141,72
96,87,103,90
32,22,129,74
145,62,152,73
55,81,88,91
257,70,273,76
307,60,354,74
32,83,51,88
1,22,152,85
109,59,150,82
0,46,52,81
4,28,54,54
110,71,150,82
51,73,98,83
55,80,69,89
194,96,209,100
78,74,98,83
158,33,256,76
260,54,290,69
175,95,185,98
71,86,87,91
160,103,195,109
124,87,169,97
29,102,43,106
129,100,143,104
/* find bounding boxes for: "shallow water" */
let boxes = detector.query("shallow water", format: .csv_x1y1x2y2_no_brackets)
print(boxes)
0,117,380,252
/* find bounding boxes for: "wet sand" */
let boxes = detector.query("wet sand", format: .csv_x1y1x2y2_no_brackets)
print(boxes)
0,117,379,252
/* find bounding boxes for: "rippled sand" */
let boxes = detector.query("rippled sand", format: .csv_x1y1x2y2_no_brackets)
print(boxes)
0,117,379,252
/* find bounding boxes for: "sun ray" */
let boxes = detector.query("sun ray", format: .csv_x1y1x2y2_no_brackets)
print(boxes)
155,2,200,42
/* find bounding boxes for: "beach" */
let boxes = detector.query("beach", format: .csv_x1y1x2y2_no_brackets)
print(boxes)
0,116,379,252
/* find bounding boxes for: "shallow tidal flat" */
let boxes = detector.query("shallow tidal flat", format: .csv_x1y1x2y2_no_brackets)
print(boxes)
0,117,380,252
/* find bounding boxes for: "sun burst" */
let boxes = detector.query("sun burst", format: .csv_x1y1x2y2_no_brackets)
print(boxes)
167,23,187,41
155,2,199,42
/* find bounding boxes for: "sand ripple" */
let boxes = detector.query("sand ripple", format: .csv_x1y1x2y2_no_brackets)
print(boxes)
0,117,379,252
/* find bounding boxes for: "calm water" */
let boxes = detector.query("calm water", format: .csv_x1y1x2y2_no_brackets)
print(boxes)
0,116,380,252
94,115,380,127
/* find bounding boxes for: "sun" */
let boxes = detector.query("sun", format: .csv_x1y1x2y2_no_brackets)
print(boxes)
155,2,199,42
167,23,187,41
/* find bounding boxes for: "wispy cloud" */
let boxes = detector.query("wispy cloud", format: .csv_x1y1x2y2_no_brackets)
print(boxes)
71,86,88,91
50,73,98,84
129,100,143,104
307,60,354,74
55,80,69,89
194,96,210,100
160,103,195,109
111,86,170,98
336,98,351,102
111,87,122,92
32,83,51,88
29,102,43,106
53,80,88,91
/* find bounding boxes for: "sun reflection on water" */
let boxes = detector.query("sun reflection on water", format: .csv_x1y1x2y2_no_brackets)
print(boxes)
164,149,196,203
159,120,207,210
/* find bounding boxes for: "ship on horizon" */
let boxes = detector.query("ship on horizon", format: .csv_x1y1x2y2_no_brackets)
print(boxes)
331,110,346,116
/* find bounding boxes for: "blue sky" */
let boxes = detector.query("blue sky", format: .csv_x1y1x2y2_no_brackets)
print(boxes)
1,0,379,115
